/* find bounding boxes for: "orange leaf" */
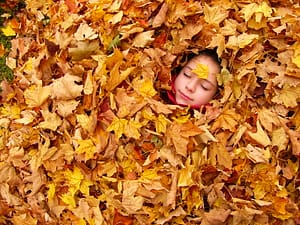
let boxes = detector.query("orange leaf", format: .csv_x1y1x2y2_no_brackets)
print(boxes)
113,210,133,225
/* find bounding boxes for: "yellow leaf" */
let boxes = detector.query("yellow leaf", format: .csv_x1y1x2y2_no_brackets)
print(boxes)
241,3,257,22
292,55,300,68
47,183,56,201
227,33,259,49
192,63,209,79
0,103,21,119
211,109,241,132
272,127,289,151
74,23,98,41
1,25,16,36
125,118,142,139
247,120,271,147
204,4,228,25
106,117,128,139
133,77,157,98
76,139,96,161
106,65,135,91
178,158,194,187
80,179,93,196
38,110,62,131
155,114,169,134
60,193,76,208
256,2,273,20
24,82,51,108
272,84,300,108
65,167,84,193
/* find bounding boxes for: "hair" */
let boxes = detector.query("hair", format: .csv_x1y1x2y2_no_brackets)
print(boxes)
172,48,221,75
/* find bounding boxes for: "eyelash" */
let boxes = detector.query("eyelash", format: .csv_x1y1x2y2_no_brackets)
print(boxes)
183,73,191,78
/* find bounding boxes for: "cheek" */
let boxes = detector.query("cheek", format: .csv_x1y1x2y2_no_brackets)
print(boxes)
174,75,184,90
193,89,216,104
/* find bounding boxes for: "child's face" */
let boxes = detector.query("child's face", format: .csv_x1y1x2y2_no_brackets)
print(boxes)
174,55,219,107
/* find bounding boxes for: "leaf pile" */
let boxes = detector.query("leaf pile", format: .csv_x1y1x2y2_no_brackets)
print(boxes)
1,0,300,224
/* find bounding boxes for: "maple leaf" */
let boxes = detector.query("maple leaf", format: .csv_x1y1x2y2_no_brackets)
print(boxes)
272,84,300,108
211,109,241,132
74,23,98,41
38,110,62,131
132,30,154,48
24,81,51,108
106,117,127,139
227,33,259,49
132,77,157,97
75,139,97,161
122,181,144,213
192,63,209,79
204,4,228,26
124,118,142,139
155,114,170,134
247,120,271,147
50,74,83,100
1,25,16,37
54,100,80,118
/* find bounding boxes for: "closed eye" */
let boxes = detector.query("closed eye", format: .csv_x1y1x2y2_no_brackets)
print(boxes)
183,73,191,78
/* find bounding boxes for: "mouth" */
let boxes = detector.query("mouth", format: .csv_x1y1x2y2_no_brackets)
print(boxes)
178,90,193,102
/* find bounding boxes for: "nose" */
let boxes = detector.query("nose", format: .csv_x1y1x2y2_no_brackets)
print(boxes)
185,78,197,93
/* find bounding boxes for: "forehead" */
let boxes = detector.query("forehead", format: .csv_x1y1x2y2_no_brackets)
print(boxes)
186,56,220,74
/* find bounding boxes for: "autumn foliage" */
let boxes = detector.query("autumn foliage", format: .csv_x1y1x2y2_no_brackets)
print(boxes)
0,0,300,224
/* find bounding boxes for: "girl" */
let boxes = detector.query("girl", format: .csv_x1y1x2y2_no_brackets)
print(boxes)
166,49,221,108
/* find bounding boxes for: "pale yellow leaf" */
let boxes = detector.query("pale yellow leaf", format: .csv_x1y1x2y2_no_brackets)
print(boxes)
15,110,37,125
74,23,98,41
122,181,144,213
83,71,94,95
227,33,259,49
247,120,271,147
24,82,51,108
38,110,62,131
55,100,80,117
204,4,228,25
50,74,83,100
272,84,300,108
132,30,154,47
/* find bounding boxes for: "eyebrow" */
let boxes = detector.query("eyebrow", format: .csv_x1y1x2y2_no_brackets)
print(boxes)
185,66,217,88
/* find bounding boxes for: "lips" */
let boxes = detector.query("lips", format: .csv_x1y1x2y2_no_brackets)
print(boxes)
178,90,193,102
